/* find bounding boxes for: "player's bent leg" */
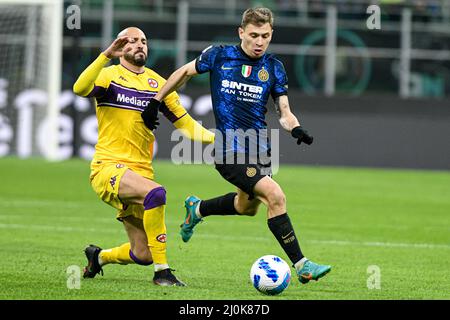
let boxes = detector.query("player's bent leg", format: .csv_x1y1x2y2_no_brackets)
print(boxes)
253,177,332,284
142,187,186,286
180,188,262,242
253,176,286,218
234,188,262,216
119,172,184,285
99,242,133,266
142,187,168,268
118,169,161,205
118,171,168,268
123,215,153,265
180,191,249,242
88,166,184,285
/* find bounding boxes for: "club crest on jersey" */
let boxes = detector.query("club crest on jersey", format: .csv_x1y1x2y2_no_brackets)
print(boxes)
156,234,167,243
148,78,158,88
258,67,269,82
241,65,252,78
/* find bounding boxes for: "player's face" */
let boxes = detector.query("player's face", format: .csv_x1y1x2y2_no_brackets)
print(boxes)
123,32,148,67
239,23,273,58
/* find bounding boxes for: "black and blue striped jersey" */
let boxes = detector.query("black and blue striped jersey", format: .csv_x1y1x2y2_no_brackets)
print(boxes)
195,44,288,157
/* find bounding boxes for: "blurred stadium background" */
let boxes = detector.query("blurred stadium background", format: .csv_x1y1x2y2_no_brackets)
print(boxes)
0,0,449,169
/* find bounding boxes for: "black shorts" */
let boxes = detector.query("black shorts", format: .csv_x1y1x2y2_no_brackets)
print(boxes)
215,161,272,200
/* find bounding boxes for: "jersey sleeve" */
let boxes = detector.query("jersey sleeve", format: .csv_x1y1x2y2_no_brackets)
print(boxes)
271,58,289,99
160,91,188,123
195,45,222,74
73,53,112,97
93,68,112,95
173,113,215,144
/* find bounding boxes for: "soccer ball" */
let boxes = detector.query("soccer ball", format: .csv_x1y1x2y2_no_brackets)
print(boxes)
250,255,291,295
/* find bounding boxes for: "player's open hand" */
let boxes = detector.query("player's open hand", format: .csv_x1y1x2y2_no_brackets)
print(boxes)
291,126,314,145
103,36,132,59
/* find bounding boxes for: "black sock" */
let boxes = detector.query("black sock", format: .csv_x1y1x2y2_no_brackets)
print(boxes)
267,213,304,265
199,193,239,217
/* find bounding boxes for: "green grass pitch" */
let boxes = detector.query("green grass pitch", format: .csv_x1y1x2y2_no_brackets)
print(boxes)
0,157,449,300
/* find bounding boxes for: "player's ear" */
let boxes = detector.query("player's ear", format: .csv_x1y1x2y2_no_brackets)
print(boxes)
238,26,244,40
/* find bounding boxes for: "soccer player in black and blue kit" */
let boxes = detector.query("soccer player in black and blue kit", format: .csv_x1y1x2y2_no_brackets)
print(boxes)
142,7,331,284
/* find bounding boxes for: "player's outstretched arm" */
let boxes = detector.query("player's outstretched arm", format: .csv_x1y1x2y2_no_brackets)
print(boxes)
275,95,300,131
154,60,198,102
159,90,214,143
73,36,131,97
141,60,198,130
275,95,313,145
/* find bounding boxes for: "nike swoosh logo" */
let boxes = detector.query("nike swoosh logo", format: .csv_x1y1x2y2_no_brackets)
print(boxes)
221,65,233,70
281,231,293,239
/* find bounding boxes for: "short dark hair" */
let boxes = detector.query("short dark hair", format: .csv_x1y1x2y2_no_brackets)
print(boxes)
241,7,274,29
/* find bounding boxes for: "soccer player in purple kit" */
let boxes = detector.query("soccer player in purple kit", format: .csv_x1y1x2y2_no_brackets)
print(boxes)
141,8,331,285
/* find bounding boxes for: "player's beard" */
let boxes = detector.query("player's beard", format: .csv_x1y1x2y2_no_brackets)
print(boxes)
124,51,147,67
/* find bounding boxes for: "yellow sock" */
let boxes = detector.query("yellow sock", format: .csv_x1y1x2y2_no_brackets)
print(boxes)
143,204,168,271
99,242,133,266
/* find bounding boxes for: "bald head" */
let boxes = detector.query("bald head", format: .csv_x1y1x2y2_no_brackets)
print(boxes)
117,27,148,68
117,27,146,40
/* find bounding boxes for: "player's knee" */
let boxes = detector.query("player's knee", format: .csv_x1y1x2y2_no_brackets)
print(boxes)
143,186,166,210
235,198,259,216
266,189,286,209
237,206,258,216
129,248,153,265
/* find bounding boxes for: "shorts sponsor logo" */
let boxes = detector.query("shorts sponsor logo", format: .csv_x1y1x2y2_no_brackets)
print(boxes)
148,78,158,88
116,163,124,168
246,167,257,177
156,234,167,243
258,67,269,82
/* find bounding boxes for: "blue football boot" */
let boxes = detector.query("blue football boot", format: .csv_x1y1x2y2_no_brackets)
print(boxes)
180,196,203,242
297,259,331,284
